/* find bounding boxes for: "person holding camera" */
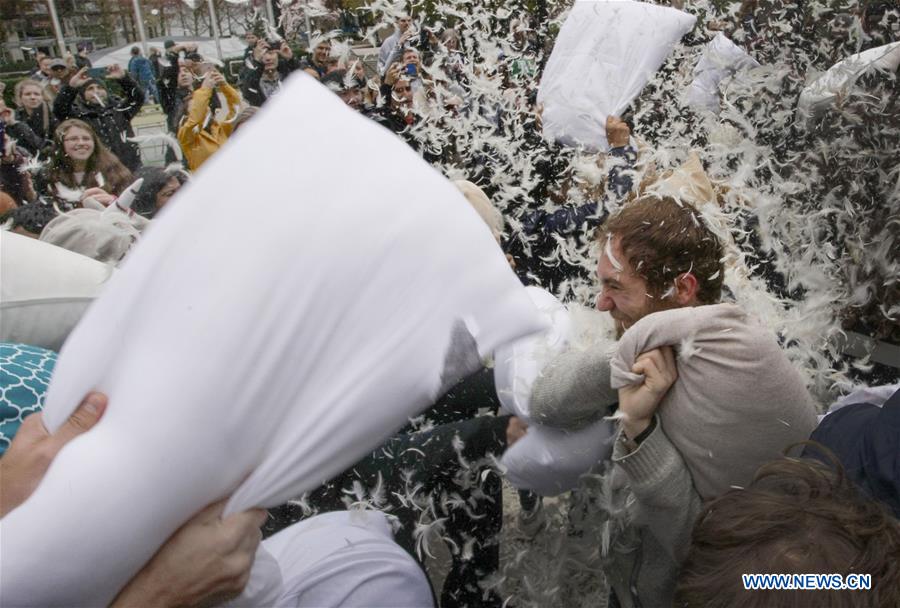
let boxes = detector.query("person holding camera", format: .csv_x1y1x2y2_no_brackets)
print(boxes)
177,69,241,171
241,39,300,107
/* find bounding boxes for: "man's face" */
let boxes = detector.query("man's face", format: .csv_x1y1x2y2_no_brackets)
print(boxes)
84,82,108,105
39,57,52,76
595,236,670,337
245,33,258,47
263,48,279,71
392,78,413,108
338,88,363,110
398,16,411,32
403,49,420,69
177,67,194,89
314,42,331,65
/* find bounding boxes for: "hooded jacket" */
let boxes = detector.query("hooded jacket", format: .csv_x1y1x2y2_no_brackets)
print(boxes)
177,83,241,171
53,75,146,171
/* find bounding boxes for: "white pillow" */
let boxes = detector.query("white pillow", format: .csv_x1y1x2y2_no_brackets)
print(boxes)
537,0,696,151
502,421,615,497
798,42,900,117
0,231,112,351
495,287,615,496
259,511,434,607
685,33,760,114
1,74,546,606
494,286,571,420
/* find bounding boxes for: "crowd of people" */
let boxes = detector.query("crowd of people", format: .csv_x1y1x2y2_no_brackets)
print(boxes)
1,0,898,606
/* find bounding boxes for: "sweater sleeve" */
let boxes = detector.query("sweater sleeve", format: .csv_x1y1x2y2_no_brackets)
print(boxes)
612,418,702,563
177,87,212,147
219,84,242,137
528,343,618,430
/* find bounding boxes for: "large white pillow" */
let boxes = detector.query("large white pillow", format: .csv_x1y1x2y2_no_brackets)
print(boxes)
0,232,113,351
537,0,695,151
495,287,615,496
1,74,546,606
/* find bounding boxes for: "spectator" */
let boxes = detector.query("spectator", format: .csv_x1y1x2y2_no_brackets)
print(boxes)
3,202,57,238
305,38,332,79
74,44,92,70
147,47,163,81
131,166,187,219
0,144,39,205
1,98,46,158
321,70,364,111
128,46,159,103
35,119,133,210
241,39,300,107
14,79,58,153
177,69,241,171
378,13,414,75
28,53,52,86
675,456,900,608
383,45,424,90
45,58,72,100
54,65,146,171
158,43,197,137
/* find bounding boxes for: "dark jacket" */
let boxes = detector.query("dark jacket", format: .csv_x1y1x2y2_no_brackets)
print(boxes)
53,75,145,170
803,388,900,518
240,56,300,107
5,120,48,157
158,52,192,133
15,105,58,154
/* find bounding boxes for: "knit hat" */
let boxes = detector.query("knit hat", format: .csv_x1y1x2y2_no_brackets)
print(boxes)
40,208,140,265
78,79,108,103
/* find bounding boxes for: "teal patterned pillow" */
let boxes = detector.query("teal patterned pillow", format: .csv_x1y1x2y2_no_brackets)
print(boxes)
0,343,57,456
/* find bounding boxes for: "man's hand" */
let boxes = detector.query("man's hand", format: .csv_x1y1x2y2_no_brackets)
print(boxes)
69,67,91,88
107,64,126,80
506,416,528,447
111,500,267,608
252,40,267,62
384,63,402,86
606,115,631,148
201,70,223,90
617,346,677,440
0,392,107,518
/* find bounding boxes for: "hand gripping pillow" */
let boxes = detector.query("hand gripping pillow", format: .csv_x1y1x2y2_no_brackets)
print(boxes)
495,287,615,496
684,33,760,114
1,74,547,606
610,303,819,500
0,232,113,351
537,0,695,151
798,42,900,118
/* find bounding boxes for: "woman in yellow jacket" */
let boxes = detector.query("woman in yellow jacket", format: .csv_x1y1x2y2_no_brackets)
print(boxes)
177,69,242,171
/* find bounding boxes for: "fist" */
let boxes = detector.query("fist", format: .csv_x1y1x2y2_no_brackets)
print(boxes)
606,115,631,148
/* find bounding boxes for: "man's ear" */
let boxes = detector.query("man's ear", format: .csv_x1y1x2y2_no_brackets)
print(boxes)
674,272,699,306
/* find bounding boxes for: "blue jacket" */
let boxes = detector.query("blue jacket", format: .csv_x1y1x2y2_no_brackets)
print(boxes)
128,56,155,85
803,388,900,518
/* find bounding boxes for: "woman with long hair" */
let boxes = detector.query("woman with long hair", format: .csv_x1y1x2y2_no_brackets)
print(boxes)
13,79,57,155
36,119,133,210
